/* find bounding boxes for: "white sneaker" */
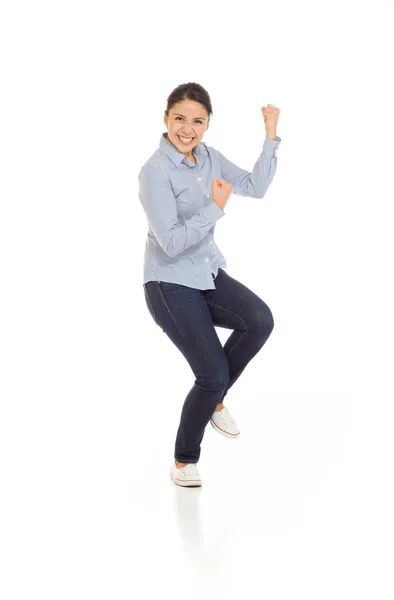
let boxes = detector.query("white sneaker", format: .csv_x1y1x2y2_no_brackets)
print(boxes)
170,462,202,487
210,406,240,439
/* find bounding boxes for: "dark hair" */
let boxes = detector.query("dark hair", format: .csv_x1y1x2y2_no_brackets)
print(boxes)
165,82,213,123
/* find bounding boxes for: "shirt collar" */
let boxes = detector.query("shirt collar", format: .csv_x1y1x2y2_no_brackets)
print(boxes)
159,132,207,167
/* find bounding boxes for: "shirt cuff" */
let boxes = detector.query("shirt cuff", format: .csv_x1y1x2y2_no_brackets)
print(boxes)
263,135,281,157
202,199,226,221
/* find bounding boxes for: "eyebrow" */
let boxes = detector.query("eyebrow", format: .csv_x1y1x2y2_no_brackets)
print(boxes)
173,113,206,121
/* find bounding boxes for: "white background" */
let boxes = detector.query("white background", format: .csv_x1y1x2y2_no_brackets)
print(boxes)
1,0,394,598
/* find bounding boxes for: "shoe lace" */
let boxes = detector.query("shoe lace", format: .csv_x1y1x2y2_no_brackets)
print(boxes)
217,407,235,425
182,464,198,476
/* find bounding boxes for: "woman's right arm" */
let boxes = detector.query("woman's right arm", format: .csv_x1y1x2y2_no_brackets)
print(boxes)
138,164,226,258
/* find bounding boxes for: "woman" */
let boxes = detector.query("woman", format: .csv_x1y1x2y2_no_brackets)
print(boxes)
138,82,281,487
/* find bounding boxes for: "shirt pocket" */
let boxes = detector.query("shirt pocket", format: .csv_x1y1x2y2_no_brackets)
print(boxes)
170,174,206,218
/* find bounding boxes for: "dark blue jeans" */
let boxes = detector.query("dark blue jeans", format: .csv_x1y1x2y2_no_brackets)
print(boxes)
143,268,274,464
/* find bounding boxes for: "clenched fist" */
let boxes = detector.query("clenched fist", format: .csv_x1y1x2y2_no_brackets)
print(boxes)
261,104,281,138
211,178,234,211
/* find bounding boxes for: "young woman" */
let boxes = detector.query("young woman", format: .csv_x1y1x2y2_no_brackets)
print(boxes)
138,82,281,487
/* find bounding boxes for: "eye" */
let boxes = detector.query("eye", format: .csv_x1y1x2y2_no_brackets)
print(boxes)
175,116,203,124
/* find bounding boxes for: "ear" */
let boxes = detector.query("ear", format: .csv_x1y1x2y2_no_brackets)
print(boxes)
163,111,168,127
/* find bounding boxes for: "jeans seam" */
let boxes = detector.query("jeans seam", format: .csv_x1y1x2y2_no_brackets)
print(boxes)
205,301,247,330
226,330,248,359
156,284,191,349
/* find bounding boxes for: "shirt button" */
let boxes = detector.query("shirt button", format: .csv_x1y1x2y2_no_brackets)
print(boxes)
205,257,209,262
206,194,210,198
209,240,213,244
197,177,202,181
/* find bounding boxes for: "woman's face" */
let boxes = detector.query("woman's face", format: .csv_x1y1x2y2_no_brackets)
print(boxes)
163,100,209,157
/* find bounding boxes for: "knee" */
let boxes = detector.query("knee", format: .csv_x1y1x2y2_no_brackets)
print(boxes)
198,361,230,393
210,362,230,391
256,302,274,334
266,306,274,333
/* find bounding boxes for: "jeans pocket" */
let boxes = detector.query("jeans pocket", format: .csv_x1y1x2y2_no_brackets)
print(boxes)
158,281,185,294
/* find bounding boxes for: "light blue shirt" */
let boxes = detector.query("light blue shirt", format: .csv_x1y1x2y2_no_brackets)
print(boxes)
138,131,282,290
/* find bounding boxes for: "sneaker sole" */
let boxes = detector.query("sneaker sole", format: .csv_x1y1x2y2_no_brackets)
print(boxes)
170,471,202,487
210,418,240,438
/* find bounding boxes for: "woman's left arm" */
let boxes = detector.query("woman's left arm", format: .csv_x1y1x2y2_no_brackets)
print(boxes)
217,104,281,198
217,134,281,198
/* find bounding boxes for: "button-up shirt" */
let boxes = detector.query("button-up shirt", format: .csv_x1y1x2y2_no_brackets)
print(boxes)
138,131,282,290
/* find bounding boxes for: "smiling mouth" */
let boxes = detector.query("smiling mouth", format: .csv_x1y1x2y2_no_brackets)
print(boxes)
178,135,195,145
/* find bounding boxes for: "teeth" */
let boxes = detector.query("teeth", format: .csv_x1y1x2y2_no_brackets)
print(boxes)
179,135,194,143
